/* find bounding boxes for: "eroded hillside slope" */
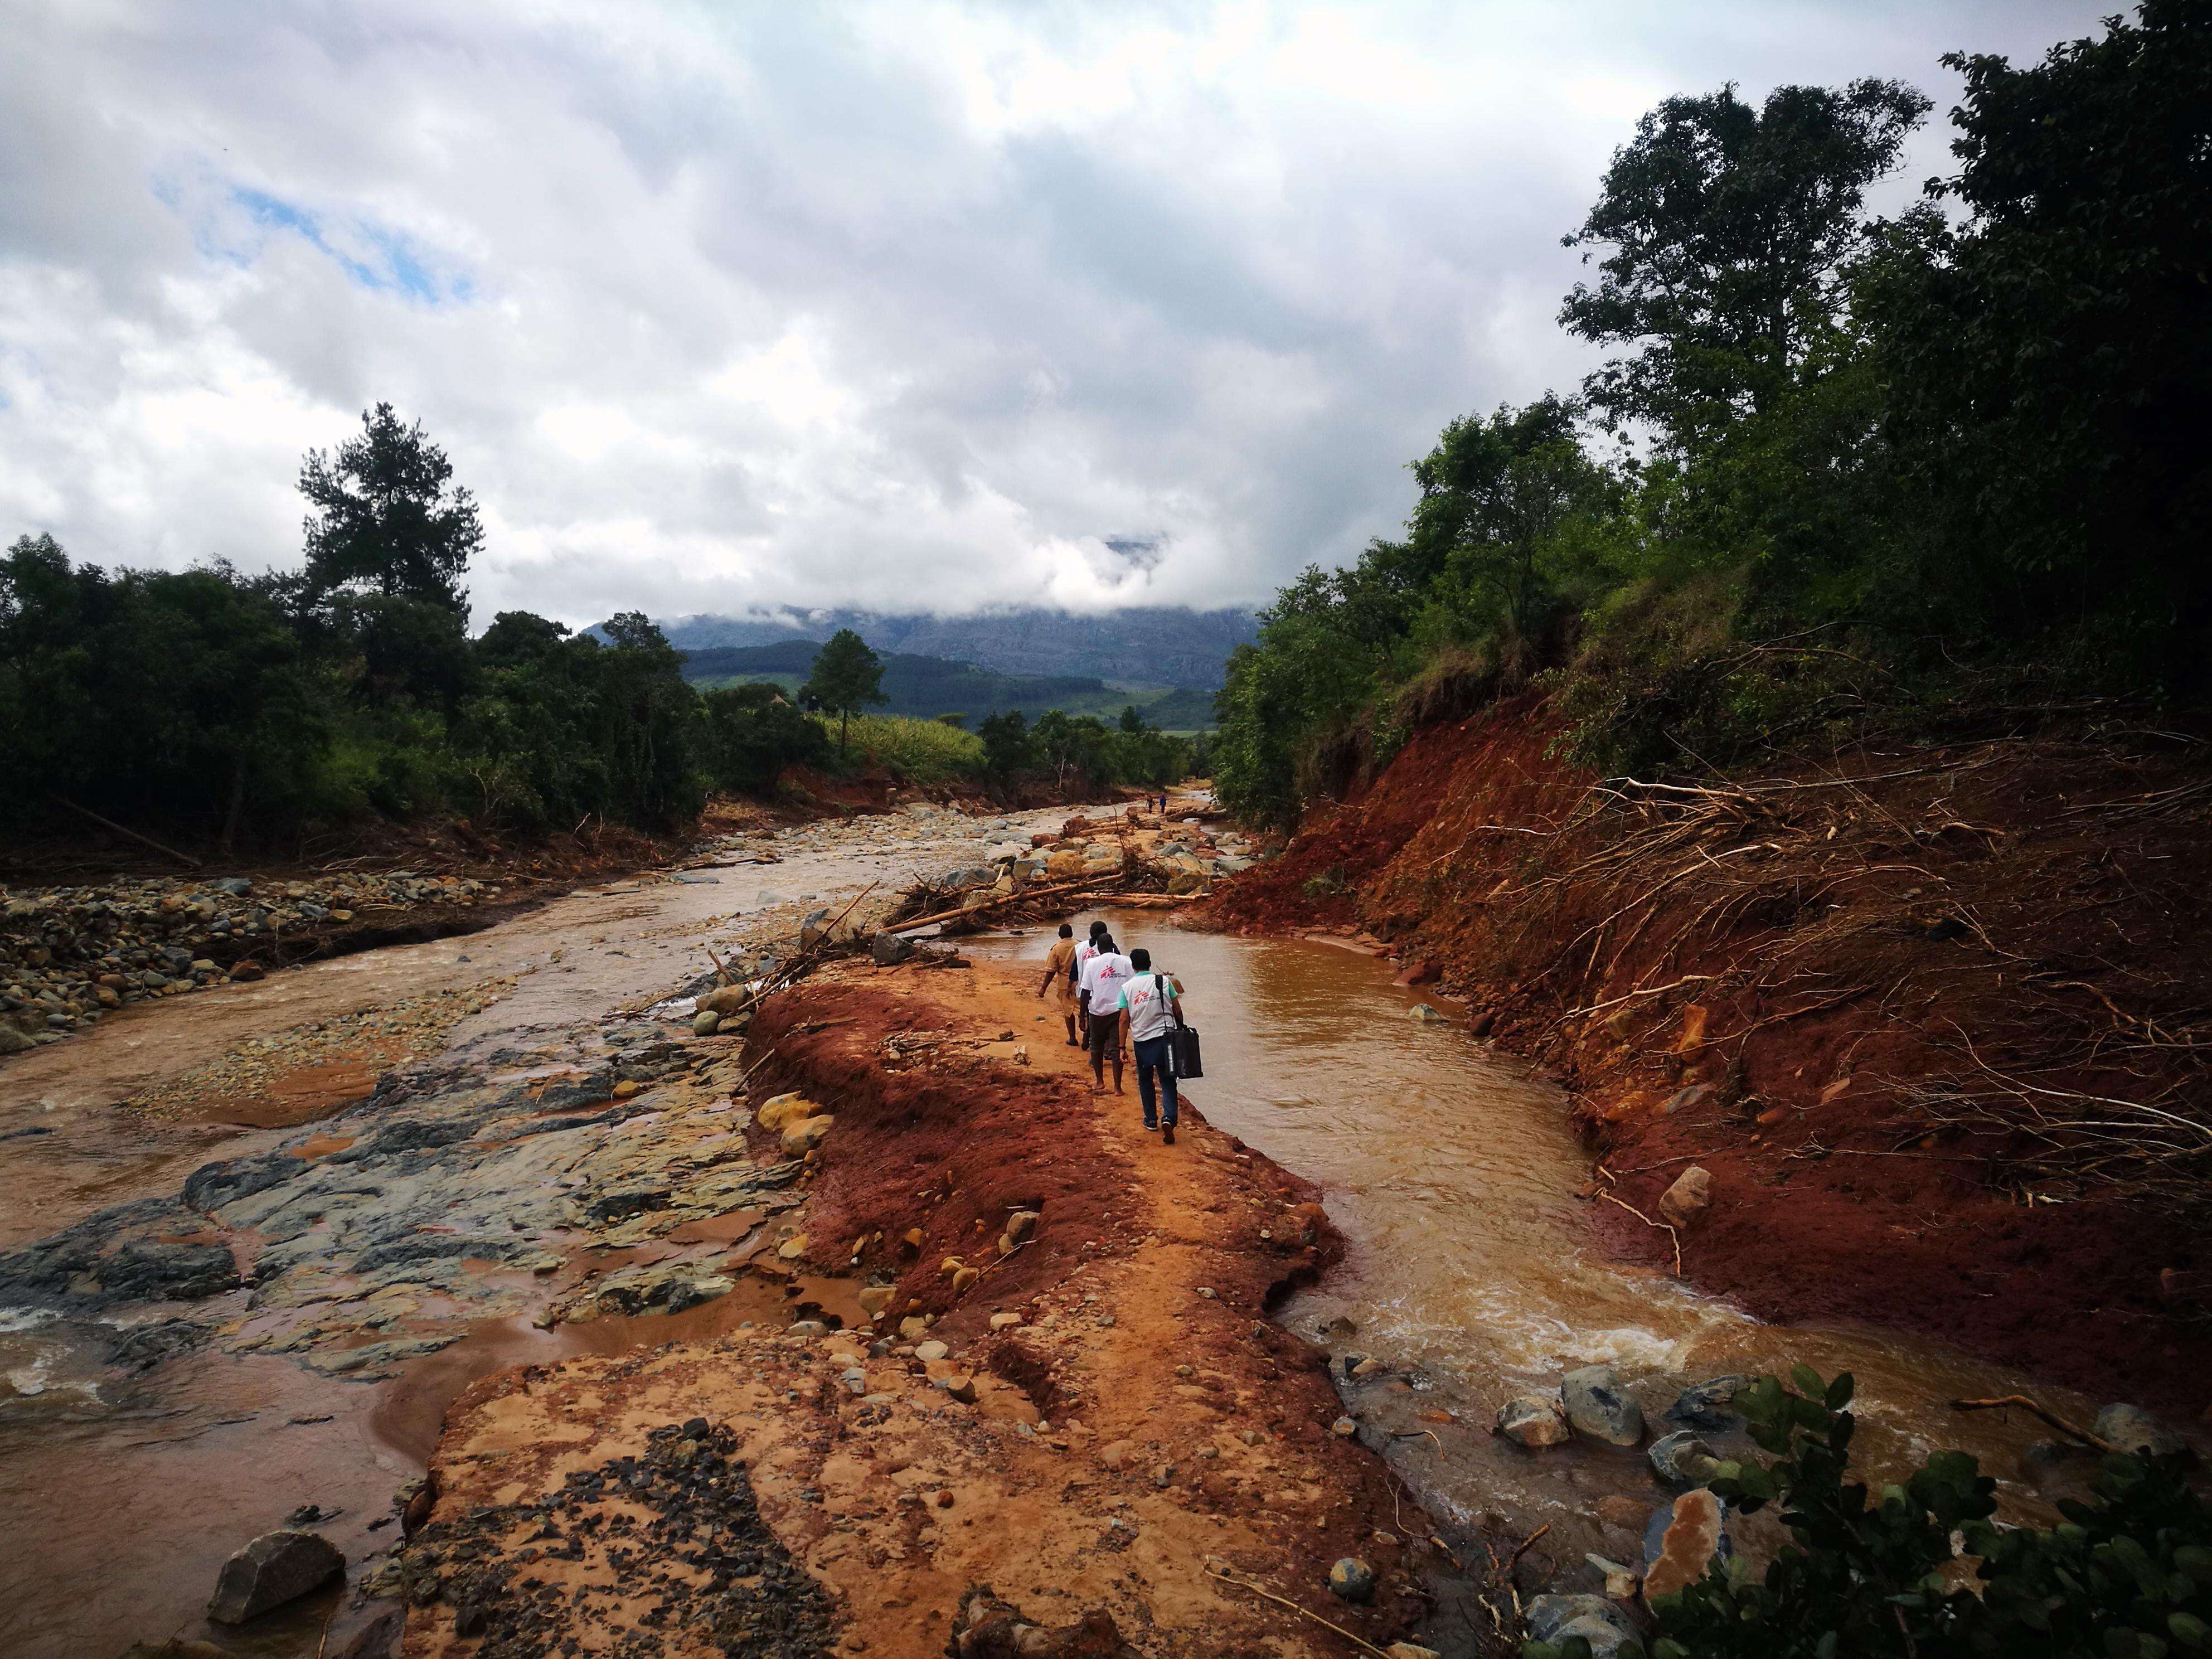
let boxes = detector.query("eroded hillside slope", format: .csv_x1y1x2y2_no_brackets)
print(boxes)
1205,698,2212,1415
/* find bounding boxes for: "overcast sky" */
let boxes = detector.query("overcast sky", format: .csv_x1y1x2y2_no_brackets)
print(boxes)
2,1,2113,628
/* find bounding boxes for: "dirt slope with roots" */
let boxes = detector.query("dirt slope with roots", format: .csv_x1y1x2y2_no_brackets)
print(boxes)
1203,696,2212,1419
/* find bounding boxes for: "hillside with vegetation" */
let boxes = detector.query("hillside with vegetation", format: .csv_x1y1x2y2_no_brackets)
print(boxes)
676,639,1217,732
1214,5,2209,827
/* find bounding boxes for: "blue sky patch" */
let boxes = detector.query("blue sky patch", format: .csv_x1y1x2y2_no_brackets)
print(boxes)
178,178,472,304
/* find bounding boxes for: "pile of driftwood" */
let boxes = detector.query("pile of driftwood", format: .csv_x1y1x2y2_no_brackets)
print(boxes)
888,867,1192,937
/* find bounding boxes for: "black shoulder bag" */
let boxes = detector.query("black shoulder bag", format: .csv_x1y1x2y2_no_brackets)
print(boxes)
1159,970,1202,1079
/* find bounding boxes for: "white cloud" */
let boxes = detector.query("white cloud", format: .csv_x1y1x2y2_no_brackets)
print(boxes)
0,0,2115,628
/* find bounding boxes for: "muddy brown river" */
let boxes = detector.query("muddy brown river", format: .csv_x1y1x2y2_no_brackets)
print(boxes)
981,911,2122,1576
0,815,2138,1657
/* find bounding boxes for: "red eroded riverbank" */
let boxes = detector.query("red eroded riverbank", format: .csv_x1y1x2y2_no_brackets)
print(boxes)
1202,697,2212,1420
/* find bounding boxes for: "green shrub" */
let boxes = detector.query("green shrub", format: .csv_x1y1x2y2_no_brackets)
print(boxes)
1525,1368,2212,1659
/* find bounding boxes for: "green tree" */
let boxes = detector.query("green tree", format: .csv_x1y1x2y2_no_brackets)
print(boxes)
1864,0,2212,683
299,404,483,610
978,709,1030,782
699,683,827,795
1562,79,1929,440
799,627,887,751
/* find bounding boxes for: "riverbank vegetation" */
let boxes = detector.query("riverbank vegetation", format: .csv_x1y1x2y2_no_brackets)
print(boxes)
1216,4,2210,827
1527,1368,2212,1659
0,420,1198,855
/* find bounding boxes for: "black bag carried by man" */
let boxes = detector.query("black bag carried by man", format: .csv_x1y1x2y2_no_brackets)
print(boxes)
1164,971,1202,1079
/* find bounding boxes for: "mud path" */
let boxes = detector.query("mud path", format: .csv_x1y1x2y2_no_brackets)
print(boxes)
411,962,1433,1658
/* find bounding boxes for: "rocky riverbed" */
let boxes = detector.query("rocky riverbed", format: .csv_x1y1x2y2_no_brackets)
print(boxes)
5,792,1401,1659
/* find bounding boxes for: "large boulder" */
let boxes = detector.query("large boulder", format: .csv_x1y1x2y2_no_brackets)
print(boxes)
695,984,754,1017
780,1115,836,1157
1562,1364,1645,1447
1642,1487,1732,1600
754,1093,823,1133
1665,1375,1750,1433
208,1529,343,1624
1648,1428,1721,1487
1525,1594,1638,1657
1497,1394,1571,1448
2094,1403,2188,1457
1657,1166,1712,1230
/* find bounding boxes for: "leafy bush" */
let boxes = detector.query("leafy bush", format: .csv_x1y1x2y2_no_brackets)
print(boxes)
1524,1367,2212,1659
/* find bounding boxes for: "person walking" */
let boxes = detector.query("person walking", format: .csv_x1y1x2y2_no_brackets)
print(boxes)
1117,947,1183,1142
1071,920,1108,1043
1037,922,1079,1047
1076,932,1134,1094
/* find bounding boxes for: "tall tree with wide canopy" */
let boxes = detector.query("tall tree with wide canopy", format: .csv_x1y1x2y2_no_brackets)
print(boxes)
1561,79,1929,440
299,404,483,610
799,628,887,751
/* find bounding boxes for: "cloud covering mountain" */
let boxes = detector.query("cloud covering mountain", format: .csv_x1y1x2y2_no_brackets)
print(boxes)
2,1,2108,628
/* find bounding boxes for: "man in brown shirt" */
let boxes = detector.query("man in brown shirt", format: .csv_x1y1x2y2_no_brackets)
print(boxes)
1036,922,1079,1047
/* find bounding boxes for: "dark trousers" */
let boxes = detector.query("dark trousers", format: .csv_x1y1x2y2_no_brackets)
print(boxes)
1133,1035,1178,1127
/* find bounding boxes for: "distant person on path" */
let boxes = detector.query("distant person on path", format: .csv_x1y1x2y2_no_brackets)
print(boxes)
1117,947,1183,1143
1036,923,1079,1047
1078,933,1134,1094
1071,920,1108,1040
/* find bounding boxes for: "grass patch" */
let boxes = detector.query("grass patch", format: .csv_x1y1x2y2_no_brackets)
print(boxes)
819,712,984,785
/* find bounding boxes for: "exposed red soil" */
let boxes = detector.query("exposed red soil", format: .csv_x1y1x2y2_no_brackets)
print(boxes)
1204,698,2212,1420
414,959,1448,1657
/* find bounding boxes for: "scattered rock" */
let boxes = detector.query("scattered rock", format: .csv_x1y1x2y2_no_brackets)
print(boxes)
1497,1394,1571,1448
1004,1210,1040,1245
207,1529,344,1624
1562,1364,1645,1447
694,984,753,1017
950,1265,981,1296
870,932,915,967
1331,1416,1359,1438
1407,1003,1445,1022
1665,1375,1750,1433
989,1312,1023,1330
779,1114,835,1156
1648,1428,1721,1487
1326,1558,1375,1603
2095,1403,2187,1457
1642,1487,1731,1600
691,1009,721,1037
937,1374,979,1404
914,1340,949,1362
1525,1594,1638,1658
1657,1166,1712,1230
229,959,265,982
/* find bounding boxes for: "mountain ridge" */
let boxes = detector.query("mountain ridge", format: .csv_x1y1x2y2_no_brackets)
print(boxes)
651,605,1259,689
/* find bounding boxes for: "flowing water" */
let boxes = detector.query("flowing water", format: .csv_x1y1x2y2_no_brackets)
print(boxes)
982,911,2117,1577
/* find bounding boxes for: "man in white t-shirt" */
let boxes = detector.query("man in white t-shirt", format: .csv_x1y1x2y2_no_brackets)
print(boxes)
1115,946,1183,1142
1070,920,1108,1040
1076,935,1134,1094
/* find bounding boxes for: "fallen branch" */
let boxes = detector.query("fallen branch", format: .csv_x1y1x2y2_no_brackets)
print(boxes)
1598,1191,1683,1275
1202,1567,1395,1659
1951,1395,2119,1454
49,795,202,868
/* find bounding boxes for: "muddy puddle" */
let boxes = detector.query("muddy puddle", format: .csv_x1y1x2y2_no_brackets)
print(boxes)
979,912,2118,1575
